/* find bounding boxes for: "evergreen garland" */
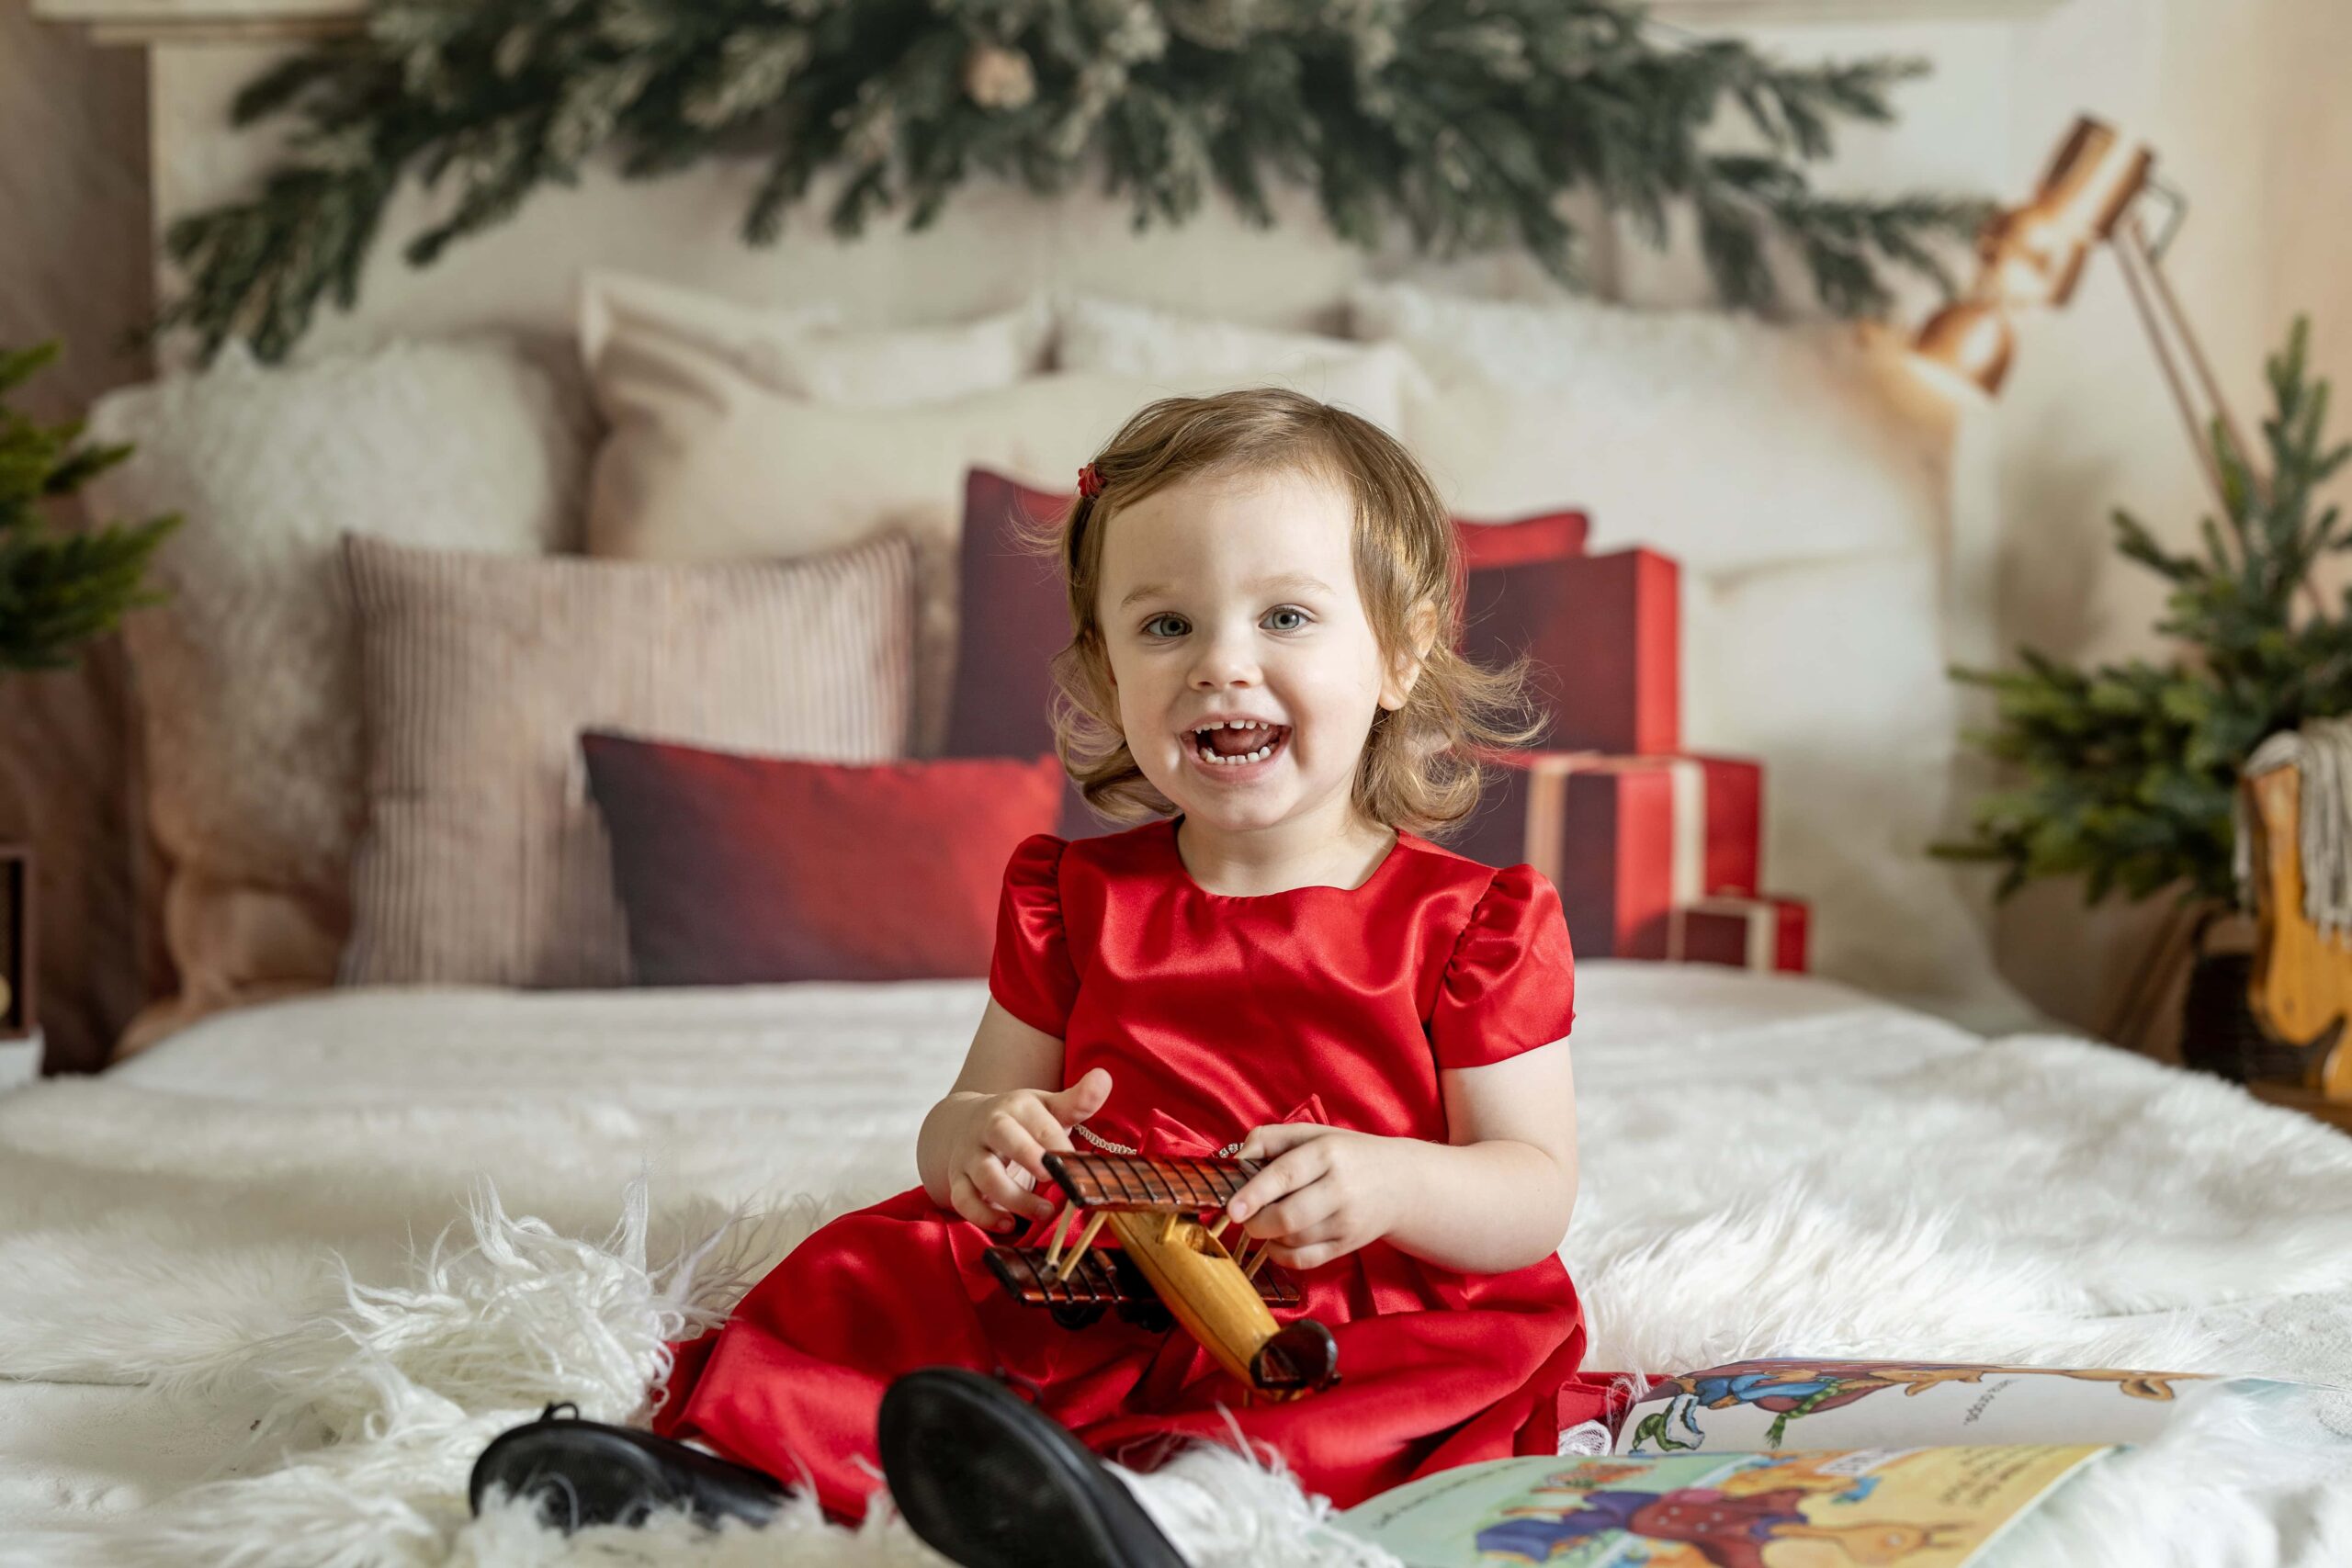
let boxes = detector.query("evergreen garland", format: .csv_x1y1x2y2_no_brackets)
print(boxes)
162,0,1987,364
1939,316,2352,910
0,344,178,674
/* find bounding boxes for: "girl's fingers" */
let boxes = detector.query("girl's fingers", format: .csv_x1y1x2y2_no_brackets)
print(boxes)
1270,1214,1348,1248
1013,1099,1077,1158
971,1156,1049,1223
952,1166,1030,1232
1227,1143,1327,1224
1040,1067,1114,1125
983,1110,1055,1187
1270,1240,1342,1272
992,1109,1068,1222
1246,1182,1340,1243
947,1172,1003,1232
1234,1122,1320,1164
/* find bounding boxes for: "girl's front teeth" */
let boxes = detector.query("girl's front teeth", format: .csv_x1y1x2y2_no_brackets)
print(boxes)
1193,722,1284,765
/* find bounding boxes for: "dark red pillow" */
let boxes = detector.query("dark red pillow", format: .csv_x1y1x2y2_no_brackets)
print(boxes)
581,730,1065,984
1453,509,1589,571
946,469,1075,761
944,467,1589,762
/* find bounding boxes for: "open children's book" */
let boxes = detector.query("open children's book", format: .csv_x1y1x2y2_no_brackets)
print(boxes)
1338,1357,2347,1567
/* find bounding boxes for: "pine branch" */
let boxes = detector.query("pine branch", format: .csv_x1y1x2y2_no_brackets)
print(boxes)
0,344,178,674
1941,314,2352,911
160,0,1985,364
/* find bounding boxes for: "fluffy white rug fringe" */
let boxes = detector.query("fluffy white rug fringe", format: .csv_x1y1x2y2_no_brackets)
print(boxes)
2,1180,1392,1568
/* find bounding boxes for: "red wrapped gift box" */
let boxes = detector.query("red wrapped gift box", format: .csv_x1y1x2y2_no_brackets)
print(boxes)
1669,896,1811,974
1461,547,1680,757
1459,751,1764,960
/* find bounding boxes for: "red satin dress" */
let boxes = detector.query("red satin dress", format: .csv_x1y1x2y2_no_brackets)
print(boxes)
651,816,1621,1520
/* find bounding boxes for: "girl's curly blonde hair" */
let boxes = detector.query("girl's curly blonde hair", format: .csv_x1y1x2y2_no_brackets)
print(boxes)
1020,386,1544,840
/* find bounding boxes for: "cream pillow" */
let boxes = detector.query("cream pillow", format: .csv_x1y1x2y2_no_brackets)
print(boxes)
85,340,590,1051
579,269,1051,409
1679,553,2024,1028
584,330,1418,754
1054,293,1385,380
1351,281,1947,574
339,531,915,987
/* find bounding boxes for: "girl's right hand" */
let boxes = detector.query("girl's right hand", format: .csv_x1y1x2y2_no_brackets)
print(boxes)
944,1066,1114,1234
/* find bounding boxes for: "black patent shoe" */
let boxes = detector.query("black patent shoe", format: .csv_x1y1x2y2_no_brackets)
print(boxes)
468,1401,791,1534
877,1368,1189,1568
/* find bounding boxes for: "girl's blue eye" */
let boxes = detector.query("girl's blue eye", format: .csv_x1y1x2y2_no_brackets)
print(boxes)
1141,609,1309,637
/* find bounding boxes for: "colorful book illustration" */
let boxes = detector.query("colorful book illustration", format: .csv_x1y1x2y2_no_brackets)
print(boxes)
1614,1357,2274,1456
1340,1444,2106,1568
1339,1358,2348,1568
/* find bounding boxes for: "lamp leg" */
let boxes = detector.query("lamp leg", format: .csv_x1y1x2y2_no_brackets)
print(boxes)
2124,214,2264,484
2114,215,2327,619
2110,217,2232,513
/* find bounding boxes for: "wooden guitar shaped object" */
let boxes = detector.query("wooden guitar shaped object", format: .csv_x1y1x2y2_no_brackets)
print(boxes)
2243,764,2352,1099
983,1150,1341,1399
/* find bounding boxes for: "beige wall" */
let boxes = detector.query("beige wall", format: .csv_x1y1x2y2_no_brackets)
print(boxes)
1984,0,2352,1053
1621,0,2352,1047
0,1,152,1073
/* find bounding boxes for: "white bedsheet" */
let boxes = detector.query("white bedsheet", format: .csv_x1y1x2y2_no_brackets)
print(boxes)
6,963,2351,1565
110,961,1981,1106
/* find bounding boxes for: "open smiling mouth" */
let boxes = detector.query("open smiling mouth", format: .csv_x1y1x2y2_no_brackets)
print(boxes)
1189,721,1291,768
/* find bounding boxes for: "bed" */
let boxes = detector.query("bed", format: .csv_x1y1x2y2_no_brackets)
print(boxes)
6,964,2352,1564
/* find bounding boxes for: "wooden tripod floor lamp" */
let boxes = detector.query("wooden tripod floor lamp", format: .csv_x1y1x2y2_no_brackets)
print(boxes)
1911,114,2256,515
1911,115,2307,1055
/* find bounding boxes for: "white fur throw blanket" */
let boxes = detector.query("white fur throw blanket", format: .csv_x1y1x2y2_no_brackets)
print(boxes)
3,978,2352,1566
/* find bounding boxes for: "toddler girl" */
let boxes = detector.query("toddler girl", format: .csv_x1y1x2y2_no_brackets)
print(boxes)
473,387,1620,1556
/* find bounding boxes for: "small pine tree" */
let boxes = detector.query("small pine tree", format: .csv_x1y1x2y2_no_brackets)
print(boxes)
0,344,178,674
1939,315,2352,911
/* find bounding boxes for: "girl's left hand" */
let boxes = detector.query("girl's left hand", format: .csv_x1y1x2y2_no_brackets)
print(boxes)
1224,1124,1404,1272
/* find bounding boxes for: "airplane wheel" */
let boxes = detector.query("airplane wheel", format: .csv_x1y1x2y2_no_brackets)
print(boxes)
1049,1302,1106,1331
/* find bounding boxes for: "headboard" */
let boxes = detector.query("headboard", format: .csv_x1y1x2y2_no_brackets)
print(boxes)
35,0,2065,1044
39,0,2058,372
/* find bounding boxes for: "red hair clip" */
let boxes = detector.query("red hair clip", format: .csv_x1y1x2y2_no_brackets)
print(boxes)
1077,463,1104,500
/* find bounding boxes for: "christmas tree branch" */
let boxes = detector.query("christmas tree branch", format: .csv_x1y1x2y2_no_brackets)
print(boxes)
0,344,178,674
159,0,1986,364
1940,316,2352,911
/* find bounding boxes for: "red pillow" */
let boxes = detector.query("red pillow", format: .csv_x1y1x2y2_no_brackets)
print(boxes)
944,467,1589,762
1454,509,1589,571
581,730,1066,984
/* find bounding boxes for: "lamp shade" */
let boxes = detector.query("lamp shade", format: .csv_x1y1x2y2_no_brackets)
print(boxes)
2028,117,2153,242
1912,298,2014,397
1981,208,2090,308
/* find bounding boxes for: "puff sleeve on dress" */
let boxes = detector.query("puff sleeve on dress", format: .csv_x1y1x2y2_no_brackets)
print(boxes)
1428,863,1577,1069
987,833,1078,1037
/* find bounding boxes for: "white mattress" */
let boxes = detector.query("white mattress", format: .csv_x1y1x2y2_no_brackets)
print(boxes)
13,964,2352,1563
113,960,1981,1107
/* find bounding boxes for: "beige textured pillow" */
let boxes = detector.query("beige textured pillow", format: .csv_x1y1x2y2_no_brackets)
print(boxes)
579,268,1052,408
584,327,1418,754
340,530,915,987
84,341,589,1051
1054,293,1380,378
1349,281,1945,573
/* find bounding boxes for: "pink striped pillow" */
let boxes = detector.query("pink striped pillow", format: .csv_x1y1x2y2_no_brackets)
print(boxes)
339,531,915,987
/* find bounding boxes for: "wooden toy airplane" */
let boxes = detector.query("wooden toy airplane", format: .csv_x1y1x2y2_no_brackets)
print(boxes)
983,1150,1341,1399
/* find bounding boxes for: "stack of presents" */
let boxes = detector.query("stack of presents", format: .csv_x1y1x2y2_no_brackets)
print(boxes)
1452,543,1809,975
